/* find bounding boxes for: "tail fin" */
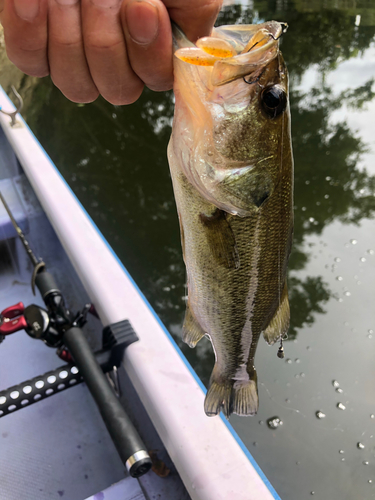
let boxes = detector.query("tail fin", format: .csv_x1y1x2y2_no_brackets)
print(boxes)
204,366,259,418
232,380,258,416
204,380,232,417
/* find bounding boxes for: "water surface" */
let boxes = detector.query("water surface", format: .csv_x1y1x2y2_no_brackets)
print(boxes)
1,2,375,498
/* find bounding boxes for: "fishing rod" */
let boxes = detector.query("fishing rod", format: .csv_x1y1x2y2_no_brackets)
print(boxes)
0,192,152,478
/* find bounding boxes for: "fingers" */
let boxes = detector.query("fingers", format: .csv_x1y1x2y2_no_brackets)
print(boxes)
1,0,222,105
48,0,99,103
166,0,222,42
81,0,143,105
121,0,173,92
2,0,49,77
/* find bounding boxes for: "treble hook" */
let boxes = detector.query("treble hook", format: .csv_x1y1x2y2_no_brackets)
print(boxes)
0,86,23,127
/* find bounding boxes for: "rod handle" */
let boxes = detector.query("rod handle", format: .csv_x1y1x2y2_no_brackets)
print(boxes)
64,326,152,478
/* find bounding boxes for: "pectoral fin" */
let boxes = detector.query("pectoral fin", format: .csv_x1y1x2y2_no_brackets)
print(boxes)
263,283,290,345
182,304,206,348
199,209,240,269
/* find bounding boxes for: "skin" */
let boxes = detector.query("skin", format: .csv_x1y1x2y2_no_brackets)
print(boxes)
0,0,222,104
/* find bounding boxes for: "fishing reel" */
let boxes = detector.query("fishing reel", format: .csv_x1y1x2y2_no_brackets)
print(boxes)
0,270,94,350
0,299,93,347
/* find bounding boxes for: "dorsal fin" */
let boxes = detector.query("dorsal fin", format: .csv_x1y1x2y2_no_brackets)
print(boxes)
182,303,206,347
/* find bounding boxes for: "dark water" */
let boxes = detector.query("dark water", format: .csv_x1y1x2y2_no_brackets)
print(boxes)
2,1,375,498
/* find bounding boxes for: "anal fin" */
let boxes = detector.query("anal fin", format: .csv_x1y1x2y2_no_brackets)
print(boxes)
263,282,290,345
182,304,205,348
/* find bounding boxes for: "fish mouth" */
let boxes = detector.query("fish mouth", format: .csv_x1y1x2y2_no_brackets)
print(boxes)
174,21,287,87
211,22,287,87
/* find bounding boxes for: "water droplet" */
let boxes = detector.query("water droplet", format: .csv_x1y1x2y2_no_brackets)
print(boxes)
341,458,345,462
357,442,365,449
316,411,326,419
336,276,343,281
338,298,343,302
286,358,292,364
295,358,301,363
259,420,264,425
324,194,329,199
368,479,372,484
368,334,373,339
301,206,306,211
339,450,345,454
333,380,340,388
311,492,315,496
344,291,351,297
253,442,258,447
337,403,346,410
363,461,369,465
369,330,374,334
285,398,291,403
336,388,343,394
360,257,366,262
335,257,341,263
351,239,358,245
367,249,374,255
301,373,305,378
325,176,331,181
307,346,312,351
267,416,283,429
371,414,375,419
309,217,315,223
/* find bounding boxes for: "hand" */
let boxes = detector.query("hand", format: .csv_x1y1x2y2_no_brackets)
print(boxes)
0,0,222,104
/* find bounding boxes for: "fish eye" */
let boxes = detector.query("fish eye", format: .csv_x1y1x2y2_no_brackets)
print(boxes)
260,85,287,118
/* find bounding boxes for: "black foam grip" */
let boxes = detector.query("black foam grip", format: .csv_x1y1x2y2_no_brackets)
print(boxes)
64,326,151,476
35,271,60,298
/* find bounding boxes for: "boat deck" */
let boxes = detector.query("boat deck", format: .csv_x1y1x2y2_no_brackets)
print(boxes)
0,126,191,500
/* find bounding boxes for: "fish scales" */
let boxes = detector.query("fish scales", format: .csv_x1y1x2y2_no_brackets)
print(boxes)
168,21,293,417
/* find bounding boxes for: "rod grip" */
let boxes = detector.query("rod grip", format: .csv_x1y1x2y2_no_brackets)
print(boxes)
64,326,152,478
35,271,60,298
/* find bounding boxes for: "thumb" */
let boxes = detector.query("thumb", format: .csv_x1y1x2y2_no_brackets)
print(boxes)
165,0,222,42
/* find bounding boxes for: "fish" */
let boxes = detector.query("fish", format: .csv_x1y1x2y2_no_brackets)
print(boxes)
167,21,293,418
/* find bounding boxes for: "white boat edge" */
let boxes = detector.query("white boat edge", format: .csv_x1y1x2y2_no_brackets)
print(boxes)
0,86,281,500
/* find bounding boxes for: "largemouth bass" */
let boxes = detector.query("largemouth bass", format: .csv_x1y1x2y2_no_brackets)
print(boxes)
167,21,293,418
